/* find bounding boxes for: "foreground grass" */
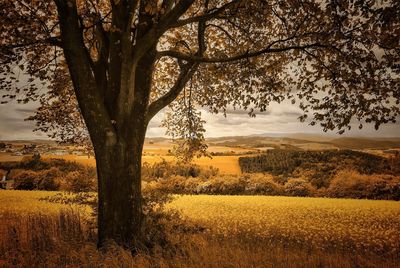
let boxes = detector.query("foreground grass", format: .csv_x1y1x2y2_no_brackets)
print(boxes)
0,191,399,267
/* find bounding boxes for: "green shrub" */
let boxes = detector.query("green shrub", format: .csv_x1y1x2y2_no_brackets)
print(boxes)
5,157,97,192
284,178,314,197
12,170,38,190
37,167,61,191
63,168,96,192
245,174,283,195
142,160,218,181
200,175,246,195
326,170,400,200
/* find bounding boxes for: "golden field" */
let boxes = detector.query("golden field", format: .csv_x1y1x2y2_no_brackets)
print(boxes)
170,195,400,254
0,190,399,267
41,154,242,174
1,191,400,253
0,154,242,174
0,190,92,217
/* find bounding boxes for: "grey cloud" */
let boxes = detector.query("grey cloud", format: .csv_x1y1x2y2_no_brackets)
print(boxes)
224,109,271,116
148,119,162,128
0,101,44,140
14,107,36,114
224,109,302,118
1,97,400,140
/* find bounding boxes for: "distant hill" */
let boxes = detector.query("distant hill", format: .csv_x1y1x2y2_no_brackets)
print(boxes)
207,136,291,148
285,133,336,142
2,135,400,151
330,137,400,149
206,135,400,150
0,139,57,145
145,137,170,144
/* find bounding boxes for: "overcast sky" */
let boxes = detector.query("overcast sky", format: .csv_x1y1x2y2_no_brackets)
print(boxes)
2,99,398,141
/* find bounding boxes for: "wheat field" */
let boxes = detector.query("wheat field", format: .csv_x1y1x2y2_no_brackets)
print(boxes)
39,154,242,174
1,191,399,255
0,191,399,267
169,195,400,255
0,190,68,214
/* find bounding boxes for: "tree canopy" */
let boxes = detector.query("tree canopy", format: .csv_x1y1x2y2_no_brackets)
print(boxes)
1,0,399,148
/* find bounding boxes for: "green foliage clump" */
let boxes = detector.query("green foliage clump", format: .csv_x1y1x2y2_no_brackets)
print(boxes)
12,170,38,190
142,159,218,181
4,156,97,192
144,161,400,200
239,150,395,188
244,174,283,195
147,174,283,196
326,170,400,200
284,178,314,197
63,169,96,192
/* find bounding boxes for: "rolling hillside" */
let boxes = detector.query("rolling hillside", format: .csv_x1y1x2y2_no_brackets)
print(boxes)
330,137,400,149
206,135,400,150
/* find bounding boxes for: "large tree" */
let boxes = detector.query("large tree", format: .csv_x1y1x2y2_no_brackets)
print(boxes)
1,0,399,249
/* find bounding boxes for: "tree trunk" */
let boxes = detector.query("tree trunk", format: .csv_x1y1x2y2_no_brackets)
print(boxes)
95,127,146,249
86,49,154,250
55,0,159,250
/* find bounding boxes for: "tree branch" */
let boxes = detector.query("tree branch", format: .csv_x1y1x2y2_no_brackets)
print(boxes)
146,14,208,123
157,43,332,63
146,62,199,122
169,0,240,28
0,37,62,50
55,0,116,143
132,0,196,62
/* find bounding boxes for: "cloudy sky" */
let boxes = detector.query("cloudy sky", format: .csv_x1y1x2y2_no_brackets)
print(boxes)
2,99,397,141
149,101,400,138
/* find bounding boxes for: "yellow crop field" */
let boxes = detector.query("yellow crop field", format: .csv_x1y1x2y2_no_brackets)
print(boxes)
0,190,90,216
1,191,399,267
169,195,400,254
0,190,59,214
0,152,241,174
55,154,241,174
0,153,24,162
141,155,242,174
193,156,242,174
2,191,398,255
44,154,97,166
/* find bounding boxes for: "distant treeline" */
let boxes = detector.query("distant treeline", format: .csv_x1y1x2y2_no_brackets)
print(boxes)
142,154,400,200
146,171,400,200
1,150,400,200
0,156,96,192
239,150,399,188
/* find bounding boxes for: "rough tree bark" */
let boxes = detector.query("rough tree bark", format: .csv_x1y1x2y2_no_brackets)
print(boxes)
95,127,146,248
95,50,157,248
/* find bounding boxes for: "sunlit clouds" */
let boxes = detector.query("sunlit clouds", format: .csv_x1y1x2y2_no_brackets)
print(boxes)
1,100,400,140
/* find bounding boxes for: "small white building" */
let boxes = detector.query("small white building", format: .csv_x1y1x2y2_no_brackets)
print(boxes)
0,180,14,190
1,172,14,190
